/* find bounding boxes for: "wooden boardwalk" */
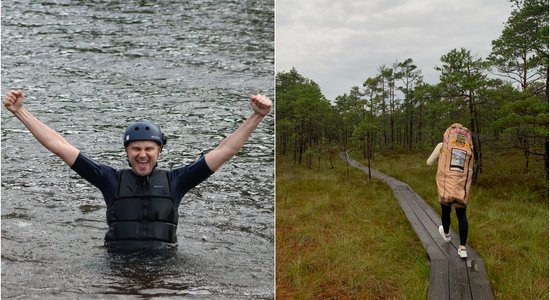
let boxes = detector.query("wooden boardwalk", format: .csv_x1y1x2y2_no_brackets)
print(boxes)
340,152,493,299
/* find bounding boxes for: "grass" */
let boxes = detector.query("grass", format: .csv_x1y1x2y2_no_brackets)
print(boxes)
276,149,548,299
351,149,549,299
276,155,429,299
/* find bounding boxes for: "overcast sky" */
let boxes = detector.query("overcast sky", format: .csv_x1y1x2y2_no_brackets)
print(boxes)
276,0,513,101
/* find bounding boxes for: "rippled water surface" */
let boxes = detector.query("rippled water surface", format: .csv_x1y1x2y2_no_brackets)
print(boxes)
1,0,274,298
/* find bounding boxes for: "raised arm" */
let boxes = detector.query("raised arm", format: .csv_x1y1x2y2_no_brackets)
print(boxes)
3,90,80,167
204,94,272,172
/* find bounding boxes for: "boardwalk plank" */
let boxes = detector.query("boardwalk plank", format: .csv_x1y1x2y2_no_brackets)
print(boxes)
340,153,493,300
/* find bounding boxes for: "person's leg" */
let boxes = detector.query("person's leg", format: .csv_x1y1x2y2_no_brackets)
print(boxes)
440,203,452,233
456,207,468,246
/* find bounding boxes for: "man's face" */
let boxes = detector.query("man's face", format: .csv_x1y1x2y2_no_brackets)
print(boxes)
126,140,161,176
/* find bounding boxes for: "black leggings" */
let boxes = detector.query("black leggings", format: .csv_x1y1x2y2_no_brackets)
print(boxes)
440,204,468,246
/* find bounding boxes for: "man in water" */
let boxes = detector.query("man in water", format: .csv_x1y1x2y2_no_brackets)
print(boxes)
3,89,272,251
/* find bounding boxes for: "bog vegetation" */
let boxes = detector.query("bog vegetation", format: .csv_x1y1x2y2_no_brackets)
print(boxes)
276,0,548,298
276,150,548,299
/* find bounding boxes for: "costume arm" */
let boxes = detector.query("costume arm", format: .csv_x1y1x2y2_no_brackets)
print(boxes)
426,142,443,166
204,94,272,172
3,90,80,167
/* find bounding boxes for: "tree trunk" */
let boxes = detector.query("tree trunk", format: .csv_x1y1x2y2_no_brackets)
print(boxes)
545,137,549,179
367,130,373,180
408,108,413,151
546,66,549,178
523,144,530,170
469,93,483,183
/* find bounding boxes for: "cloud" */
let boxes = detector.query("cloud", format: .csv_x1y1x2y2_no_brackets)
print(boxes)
276,0,512,100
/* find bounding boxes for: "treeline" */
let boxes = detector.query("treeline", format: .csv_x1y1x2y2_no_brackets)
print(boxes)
276,0,549,179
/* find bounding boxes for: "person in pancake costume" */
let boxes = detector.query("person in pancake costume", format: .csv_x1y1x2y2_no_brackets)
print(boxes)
427,123,474,258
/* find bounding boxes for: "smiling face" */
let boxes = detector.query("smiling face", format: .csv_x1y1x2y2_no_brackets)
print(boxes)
125,140,162,176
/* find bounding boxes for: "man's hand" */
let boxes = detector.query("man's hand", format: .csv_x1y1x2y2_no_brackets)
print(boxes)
4,90,24,114
250,94,272,117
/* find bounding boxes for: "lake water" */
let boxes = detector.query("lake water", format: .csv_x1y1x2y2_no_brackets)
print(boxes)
1,0,274,298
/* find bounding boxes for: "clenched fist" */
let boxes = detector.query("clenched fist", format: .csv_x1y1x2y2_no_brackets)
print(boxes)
249,94,272,117
4,90,25,114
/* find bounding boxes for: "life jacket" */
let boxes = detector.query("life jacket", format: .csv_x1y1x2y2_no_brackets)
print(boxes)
105,169,178,248
436,123,474,208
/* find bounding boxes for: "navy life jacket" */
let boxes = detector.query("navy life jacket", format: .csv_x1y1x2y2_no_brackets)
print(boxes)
105,169,178,248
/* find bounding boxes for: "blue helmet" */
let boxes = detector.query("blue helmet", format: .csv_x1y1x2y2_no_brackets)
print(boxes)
123,121,167,148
